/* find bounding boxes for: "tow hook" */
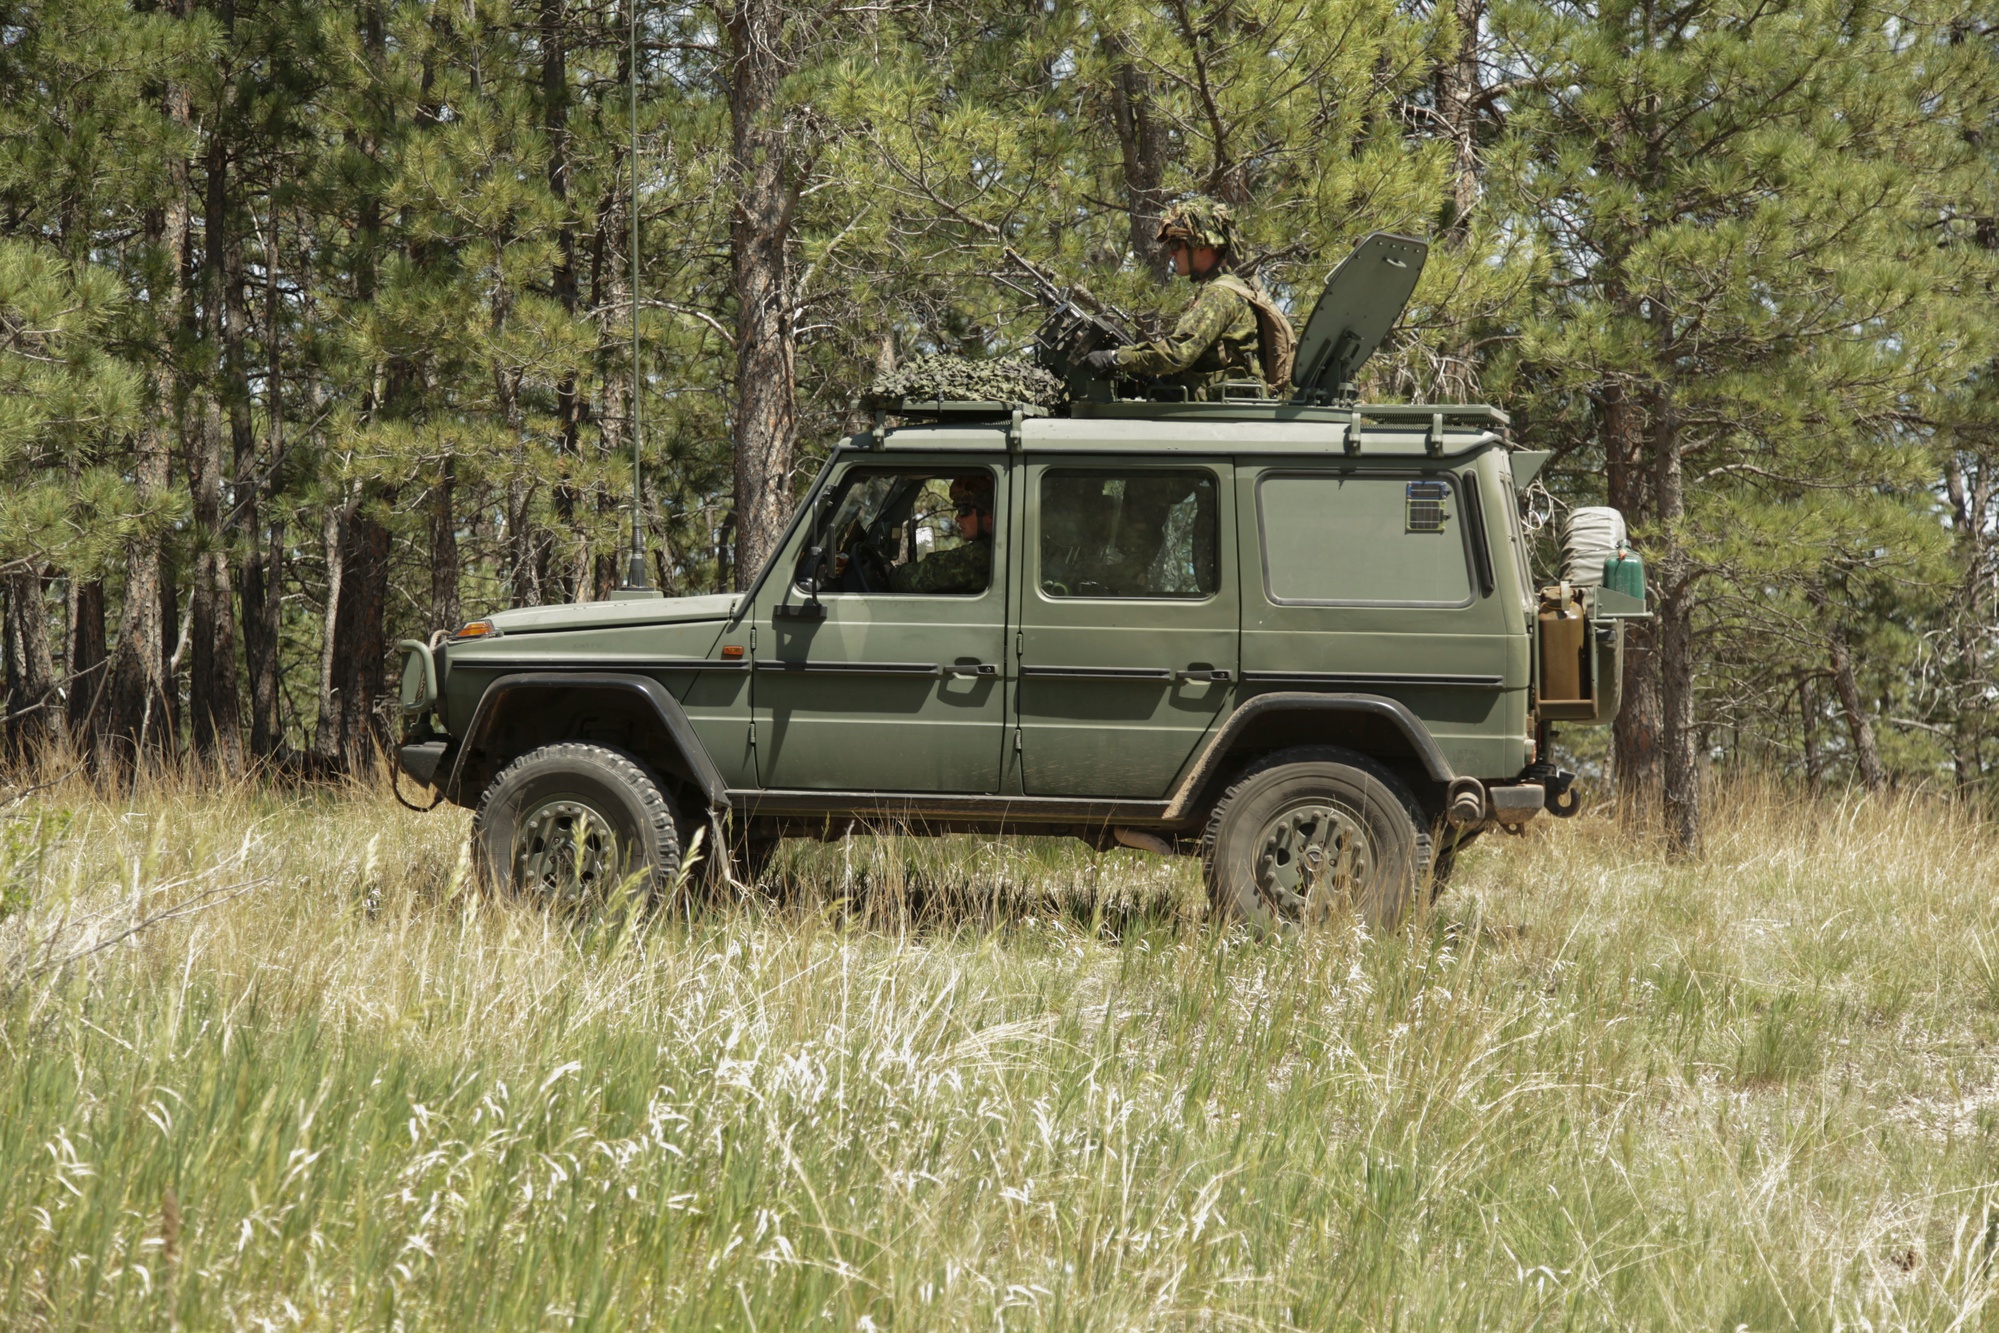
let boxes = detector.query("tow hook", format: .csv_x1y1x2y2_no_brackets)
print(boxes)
1543,770,1581,818
1522,761,1581,818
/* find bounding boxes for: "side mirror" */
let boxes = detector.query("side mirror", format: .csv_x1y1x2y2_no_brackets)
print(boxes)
776,543,830,621
805,545,826,601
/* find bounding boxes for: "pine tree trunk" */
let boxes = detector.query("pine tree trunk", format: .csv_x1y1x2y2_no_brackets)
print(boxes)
162,557,185,746
314,500,348,763
1602,379,1661,798
1102,32,1171,280
242,199,284,758
1814,585,1886,791
1431,0,1485,238
326,507,391,769
726,0,799,589
544,0,586,601
1944,451,1993,790
187,0,244,772
244,521,282,758
314,0,397,774
1649,388,1699,855
1799,674,1822,794
430,455,460,635
105,421,173,769
67,579,108,742
597,192,632,597
188,400,243,771
3,567,64,759
105,65,191,772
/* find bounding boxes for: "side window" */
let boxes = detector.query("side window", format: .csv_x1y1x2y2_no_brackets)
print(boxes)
1039,469,1218,599
1257,473,1474,607
795,467,996,596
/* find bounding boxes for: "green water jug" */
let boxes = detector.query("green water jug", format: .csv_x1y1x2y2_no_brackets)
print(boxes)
1603,545,1646,600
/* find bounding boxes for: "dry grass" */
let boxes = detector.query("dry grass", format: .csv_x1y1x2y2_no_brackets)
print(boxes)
3,770,1999,1329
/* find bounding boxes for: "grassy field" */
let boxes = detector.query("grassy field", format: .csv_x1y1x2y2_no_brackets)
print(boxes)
3,773,1999,1330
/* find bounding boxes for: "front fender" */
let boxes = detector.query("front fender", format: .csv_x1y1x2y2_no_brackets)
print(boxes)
441,672,731,813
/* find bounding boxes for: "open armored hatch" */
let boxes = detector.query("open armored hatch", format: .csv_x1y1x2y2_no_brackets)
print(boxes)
1288,232,1429,406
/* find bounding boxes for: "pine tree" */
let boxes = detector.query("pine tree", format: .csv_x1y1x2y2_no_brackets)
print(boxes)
0,241,140,756
1490,0,1994,848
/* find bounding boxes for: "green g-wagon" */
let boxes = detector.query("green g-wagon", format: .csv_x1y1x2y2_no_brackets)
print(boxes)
397,236,1644,929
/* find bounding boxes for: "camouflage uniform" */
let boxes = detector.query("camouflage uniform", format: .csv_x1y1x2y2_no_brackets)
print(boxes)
1111,280,1261,401
1112,197,1265,402
890,538,990,594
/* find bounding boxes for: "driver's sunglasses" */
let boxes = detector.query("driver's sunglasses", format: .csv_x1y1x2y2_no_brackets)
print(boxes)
953,502,989,517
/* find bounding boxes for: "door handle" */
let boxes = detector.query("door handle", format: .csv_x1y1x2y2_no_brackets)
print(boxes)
943,662,998,678
1173,668,1232,683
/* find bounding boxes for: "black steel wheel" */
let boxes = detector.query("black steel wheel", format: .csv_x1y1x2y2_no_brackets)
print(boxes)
472,743,681,908
1201,747,1429,933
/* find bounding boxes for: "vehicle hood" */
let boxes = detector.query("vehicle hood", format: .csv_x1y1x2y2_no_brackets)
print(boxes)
484,592,739,636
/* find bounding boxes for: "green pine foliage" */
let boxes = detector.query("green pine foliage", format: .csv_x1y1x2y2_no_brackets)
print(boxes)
0,241,146,575
0,0,1993,803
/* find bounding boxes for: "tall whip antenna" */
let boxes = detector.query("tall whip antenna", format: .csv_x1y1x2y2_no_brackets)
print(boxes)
624,0,651,590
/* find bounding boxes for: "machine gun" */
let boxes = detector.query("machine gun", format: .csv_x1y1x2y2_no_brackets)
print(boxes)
992,249,1143,397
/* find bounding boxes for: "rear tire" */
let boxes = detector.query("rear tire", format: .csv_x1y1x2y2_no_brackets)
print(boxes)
1200,747,1429,933
472,743,681,908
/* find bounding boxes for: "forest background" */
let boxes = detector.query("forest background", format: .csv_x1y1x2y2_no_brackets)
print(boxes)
3,0,1998,854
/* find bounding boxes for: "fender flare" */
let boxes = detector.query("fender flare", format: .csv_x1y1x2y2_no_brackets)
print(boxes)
1162,691,1455,823
442,672,731,813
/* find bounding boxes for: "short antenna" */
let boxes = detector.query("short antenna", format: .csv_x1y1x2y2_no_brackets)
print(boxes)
623,0,651,590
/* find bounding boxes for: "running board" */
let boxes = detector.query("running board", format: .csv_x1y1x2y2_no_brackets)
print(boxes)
728,789,1173,829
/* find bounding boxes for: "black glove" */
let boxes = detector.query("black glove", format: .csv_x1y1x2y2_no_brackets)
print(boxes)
1082,348,1122,374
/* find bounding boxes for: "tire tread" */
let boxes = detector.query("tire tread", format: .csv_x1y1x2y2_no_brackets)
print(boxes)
471,741,682,895
1199,745,1432,930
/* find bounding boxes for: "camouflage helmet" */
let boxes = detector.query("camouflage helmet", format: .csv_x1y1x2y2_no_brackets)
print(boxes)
1156,197,1241,254
948,472,993,510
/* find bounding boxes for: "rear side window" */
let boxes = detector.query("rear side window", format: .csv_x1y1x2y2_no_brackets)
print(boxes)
1257,472,1474,607
1039,469,1218,599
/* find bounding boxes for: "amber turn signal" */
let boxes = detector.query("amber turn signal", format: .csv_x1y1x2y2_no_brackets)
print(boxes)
450,619,495,641
720,644,744,659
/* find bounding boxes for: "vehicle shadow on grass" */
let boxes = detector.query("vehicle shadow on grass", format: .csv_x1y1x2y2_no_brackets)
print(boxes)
684,826,1204,944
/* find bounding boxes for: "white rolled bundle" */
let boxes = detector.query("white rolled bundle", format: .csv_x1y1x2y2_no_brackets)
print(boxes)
1563,506,1627,587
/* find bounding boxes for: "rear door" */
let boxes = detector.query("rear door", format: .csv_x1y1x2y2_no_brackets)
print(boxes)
1012,458,1238,798
1236,460,1523,777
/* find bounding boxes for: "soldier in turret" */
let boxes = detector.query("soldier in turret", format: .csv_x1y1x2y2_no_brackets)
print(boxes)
1082,197,1268,401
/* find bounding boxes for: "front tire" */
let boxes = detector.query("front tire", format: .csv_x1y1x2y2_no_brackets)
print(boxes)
472,743,681,908
1200,747,1429,933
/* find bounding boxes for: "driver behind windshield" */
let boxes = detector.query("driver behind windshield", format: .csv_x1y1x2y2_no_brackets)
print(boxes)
890,473,992,594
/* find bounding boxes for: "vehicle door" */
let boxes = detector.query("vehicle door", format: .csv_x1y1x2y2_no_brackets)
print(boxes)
1011,458,1238,798
1236,458,1524,777
750,454,1009,792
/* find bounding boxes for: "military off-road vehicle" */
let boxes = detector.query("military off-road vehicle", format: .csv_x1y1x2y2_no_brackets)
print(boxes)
396,234,1647,930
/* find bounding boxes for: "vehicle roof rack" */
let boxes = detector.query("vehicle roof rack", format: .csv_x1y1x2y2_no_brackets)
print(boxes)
877,398,1054,422
1067,400,1510,428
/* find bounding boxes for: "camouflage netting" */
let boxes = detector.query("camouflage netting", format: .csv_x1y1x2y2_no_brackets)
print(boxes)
863,354,1067,411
